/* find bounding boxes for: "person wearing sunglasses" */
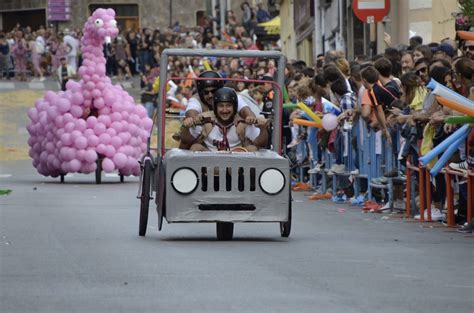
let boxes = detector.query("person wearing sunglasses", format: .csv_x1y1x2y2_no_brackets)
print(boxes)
414,58,430,85
181,70,258,148
462,40,474,60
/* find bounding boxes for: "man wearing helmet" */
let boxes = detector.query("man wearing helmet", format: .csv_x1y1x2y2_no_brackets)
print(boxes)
182,87,268,152
180,70,259,148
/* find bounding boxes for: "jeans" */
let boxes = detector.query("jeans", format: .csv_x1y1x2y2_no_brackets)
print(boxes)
144,102,155,118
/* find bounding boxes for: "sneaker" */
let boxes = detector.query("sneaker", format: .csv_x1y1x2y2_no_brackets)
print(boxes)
350,168,359,175
39,77,46,82
456,222,474,233
331,164,345,174
308,163,324,174
448,161,468,175
287,139,300,148
414,208,445,221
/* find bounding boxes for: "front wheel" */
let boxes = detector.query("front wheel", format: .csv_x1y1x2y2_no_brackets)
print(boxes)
216,222,234,240
139,159,152,236
280,191,292,237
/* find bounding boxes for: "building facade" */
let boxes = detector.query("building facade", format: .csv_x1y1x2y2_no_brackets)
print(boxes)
0,0,259,33
280,0,461,66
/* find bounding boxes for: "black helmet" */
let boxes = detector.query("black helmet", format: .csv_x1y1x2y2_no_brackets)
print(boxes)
213,87,238,114
197,71,224,101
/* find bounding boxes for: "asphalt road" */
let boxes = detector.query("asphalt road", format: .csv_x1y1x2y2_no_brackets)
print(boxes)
1,82,473,313
1,159,473,313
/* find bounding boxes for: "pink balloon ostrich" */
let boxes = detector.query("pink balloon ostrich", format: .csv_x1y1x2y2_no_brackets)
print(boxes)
27,8,153,178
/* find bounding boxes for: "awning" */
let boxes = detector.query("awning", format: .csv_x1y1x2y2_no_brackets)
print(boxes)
258,16,280,35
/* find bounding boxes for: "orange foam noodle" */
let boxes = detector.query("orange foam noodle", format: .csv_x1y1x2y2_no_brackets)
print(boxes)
293,118,322,128
458,31,474,41
436,96,474,117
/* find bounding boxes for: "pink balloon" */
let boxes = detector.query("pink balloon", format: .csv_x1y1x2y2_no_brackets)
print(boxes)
86,116,98,129
75,119,87,131
110,112,122,122
74,136,88,150
85,149,97,163
104,145,116,158
110,136,123,149
102,158,115,173
112,152,127,168
97,115,111,127
110,121,123,133
94,123,106,135
83,128,94,137
61,133,73,146
88,134,99,147
28,108,39,121
70,105,83,118
69,159,81,172
99,133,111,145
96,143,106,154
105,128,117,137
76,149,86,161
102,109,113,117
56,98,70,113
71,93,84,106
92,89,101,98
54,115,64,128
94,97,105,108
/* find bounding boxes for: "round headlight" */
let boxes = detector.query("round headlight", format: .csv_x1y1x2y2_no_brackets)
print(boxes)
171,168,198,194
259,168,285,195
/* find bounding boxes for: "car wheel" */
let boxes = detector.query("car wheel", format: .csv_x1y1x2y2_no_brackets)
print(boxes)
139,159,152,236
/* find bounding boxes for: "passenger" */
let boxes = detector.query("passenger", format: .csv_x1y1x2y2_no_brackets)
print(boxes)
180,70,258,148
182,87,268,152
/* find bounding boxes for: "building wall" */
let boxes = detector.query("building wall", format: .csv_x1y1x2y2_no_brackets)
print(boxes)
384,0,459,52
279,0,297,61
0,0,256,32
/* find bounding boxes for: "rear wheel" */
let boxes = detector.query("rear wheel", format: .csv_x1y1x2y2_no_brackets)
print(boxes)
139,159,152,236
216,222,234,240
95,159,102,184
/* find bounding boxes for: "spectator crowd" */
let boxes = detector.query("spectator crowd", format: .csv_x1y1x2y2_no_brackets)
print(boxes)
0,2,473,232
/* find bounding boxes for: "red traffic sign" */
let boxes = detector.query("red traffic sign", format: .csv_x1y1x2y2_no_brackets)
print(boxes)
353,0,390,24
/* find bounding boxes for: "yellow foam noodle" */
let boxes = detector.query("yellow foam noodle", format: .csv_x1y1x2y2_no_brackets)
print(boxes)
296,102,322,124
202,59,213,71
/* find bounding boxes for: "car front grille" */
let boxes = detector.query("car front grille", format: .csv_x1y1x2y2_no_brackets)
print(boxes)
200,166,257,192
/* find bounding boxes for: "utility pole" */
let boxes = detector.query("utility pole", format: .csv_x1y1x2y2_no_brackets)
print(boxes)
169,0,172,27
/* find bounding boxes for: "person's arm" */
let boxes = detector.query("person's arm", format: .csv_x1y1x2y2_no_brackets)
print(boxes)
374,105,391,143
250,124,268,148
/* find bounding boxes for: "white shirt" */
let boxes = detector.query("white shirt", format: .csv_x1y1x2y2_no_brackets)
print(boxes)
63,34,79,57
185,94,249,114
189,123,261,152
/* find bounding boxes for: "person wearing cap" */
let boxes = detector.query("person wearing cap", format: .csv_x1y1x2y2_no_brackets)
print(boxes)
182,87,268,152
432,43,456,63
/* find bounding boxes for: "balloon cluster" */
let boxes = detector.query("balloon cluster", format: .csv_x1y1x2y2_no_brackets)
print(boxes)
27,8,153,178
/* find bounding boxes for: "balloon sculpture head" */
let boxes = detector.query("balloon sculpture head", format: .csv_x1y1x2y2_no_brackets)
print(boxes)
84,8,119,45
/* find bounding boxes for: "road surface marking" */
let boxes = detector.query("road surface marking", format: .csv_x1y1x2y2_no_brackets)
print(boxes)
0,174,12,178
105,173,119,178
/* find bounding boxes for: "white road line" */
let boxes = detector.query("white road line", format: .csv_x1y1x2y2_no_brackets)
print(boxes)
0,174,12,178
65,173,74,178
444,284,474,289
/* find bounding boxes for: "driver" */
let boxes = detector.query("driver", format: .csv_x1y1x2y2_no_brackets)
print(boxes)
180,70,259,148
182,87,268,152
